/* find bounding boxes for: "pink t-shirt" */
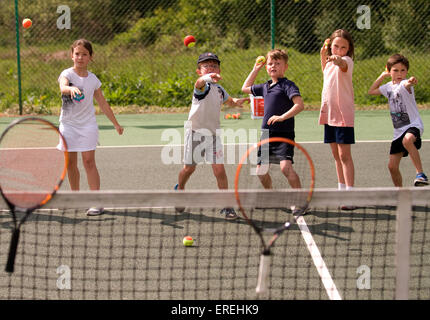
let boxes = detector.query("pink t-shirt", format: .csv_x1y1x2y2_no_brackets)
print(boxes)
319,56,354,127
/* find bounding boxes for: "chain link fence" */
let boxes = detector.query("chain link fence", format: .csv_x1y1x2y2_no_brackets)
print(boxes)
1,0,429,114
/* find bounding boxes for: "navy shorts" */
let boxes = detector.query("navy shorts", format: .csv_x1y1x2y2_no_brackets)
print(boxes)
324,124,355,144
390,127,421,157
258,131,295,164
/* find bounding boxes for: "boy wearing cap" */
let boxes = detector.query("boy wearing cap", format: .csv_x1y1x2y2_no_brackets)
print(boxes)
174,52,248,220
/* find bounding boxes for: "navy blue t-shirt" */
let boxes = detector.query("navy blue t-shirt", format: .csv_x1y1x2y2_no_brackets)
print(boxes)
251,78,301,132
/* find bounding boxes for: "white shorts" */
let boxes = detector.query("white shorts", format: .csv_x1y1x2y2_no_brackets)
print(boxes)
57,122,99,152
184,129,224,165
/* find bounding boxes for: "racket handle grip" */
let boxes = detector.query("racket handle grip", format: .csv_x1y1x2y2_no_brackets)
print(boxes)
256,253,271,295
5,229,20,273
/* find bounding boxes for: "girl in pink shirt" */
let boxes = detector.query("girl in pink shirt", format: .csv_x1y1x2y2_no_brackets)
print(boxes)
319,29,356,207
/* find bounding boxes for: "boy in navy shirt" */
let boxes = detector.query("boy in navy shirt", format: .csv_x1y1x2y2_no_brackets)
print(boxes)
242,49,306,214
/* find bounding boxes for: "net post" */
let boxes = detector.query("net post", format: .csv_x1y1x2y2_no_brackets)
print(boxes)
395,188,412,300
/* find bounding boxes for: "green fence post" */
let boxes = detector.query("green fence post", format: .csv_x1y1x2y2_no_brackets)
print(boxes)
14,0,23,115
271,0,275,49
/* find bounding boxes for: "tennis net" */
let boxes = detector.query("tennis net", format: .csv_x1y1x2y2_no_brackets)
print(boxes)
0,187,429,300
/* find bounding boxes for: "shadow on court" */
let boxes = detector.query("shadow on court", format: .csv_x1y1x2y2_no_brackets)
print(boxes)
63,141,430,191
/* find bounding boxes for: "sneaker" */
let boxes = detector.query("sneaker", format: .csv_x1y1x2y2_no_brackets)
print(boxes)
174,184,185,213
220,208,238,220
86,207,104,216
414,173,429,187
291,205,311,216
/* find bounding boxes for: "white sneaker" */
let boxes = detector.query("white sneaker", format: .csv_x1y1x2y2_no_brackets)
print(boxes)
86,207,104,216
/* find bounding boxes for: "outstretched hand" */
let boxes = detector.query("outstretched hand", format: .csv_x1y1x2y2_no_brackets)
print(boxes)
203,73,222,83
233,97,250,107
407,76,418,86
70,86,81,99
327,55,343,66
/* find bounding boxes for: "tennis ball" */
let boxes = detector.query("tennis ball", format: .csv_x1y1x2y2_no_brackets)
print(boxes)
324,39,330,49
256,56,266,64
183,236,194,246
184,35,196,47
22,18,32,29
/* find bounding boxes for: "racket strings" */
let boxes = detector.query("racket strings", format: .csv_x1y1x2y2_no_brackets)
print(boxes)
0,119,67,209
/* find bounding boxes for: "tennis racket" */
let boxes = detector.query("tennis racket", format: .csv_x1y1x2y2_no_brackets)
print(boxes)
0,117,68,273
234,137,315,295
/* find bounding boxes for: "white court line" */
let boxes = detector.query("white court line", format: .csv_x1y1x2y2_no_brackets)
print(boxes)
96,139,430,148
6,139,427,150
295,214,342,300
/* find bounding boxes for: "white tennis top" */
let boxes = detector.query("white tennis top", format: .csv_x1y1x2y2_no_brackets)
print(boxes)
57,68,101,151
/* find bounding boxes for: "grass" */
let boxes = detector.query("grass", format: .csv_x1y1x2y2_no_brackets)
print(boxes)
1,44,430,113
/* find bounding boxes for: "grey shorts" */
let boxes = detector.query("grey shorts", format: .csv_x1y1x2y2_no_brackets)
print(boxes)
184,129,224,165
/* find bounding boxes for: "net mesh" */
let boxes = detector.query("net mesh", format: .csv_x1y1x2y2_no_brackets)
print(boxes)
0,188,429,300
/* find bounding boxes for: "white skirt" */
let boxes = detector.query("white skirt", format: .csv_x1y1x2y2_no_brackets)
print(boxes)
57,122,99,152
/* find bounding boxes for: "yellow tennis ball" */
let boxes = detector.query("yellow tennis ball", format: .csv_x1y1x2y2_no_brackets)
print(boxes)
183,236,194,246
22,18,32,29
256,56,266,64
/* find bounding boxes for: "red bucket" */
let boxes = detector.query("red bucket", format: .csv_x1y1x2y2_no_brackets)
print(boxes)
250,95,264,119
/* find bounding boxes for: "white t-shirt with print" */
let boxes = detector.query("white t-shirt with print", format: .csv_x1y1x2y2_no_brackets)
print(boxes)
58,67,101,126
379,80,424,141
188,83,229,135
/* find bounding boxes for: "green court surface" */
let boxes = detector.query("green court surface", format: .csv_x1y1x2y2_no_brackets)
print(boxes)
1,110,429,146
0,111,429,301
1,110,429,190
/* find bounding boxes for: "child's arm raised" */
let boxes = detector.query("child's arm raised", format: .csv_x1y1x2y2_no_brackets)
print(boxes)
195,73,221,90
327,55,348,72
224,96,250,108
94,88,124,135
368,70,390,95
320,38,330,72
404,76,418,94
242,60,265,94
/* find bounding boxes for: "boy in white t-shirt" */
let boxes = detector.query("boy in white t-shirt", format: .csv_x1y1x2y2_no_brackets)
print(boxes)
368,53,428,187
174,52,248,220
